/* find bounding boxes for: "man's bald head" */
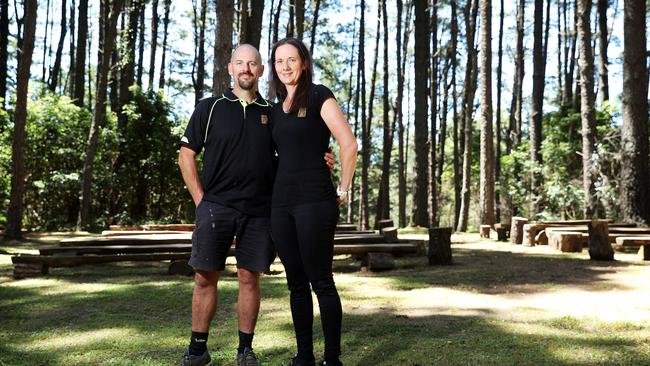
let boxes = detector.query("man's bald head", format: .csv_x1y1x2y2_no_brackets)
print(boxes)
231,44,262,64
228,44,264,93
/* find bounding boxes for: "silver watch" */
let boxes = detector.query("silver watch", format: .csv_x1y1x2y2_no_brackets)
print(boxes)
337,186,348,197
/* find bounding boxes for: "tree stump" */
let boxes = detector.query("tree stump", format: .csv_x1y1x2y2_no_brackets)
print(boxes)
588,219,614,261
363,253,394,271
428,227,452,265
168,260,195,276
376,219,394,231
480,225,491,238
496,227,508,241
548,231,584,252
13,262,48,279
510,217,528,244
380,226,398,242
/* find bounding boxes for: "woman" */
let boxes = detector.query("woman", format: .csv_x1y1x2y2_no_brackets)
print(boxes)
269,37,358,366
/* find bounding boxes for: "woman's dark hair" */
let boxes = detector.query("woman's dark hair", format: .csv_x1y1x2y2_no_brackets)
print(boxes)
269,37,313,114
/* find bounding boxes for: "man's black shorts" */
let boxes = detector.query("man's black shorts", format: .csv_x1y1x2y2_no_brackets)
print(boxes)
188,199,275,273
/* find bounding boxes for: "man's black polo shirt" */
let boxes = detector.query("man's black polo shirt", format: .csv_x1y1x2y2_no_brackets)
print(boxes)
179,90,274,217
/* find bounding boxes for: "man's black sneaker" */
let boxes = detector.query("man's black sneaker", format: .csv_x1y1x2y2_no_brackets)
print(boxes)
178,347,214,366
287,355,316,366
237,347,260,366
319,360,343,366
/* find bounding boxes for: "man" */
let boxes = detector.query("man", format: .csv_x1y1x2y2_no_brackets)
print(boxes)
177,44,333,366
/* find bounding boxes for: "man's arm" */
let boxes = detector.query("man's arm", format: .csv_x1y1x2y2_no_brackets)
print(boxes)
178,146,204,206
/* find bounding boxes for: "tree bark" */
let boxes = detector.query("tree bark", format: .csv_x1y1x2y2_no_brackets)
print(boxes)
396,0,408,228
136,1,145,87
48,0,67,92
429,0,438,227
588,219,614,260
147,0,158,89
193,0,207,105
479,0,495,227
413,0,430,228
530,0,546,215
309,0,321,55
620,0,650,226
158,0,170,90
295,0,304,40
495,0,504,223
457,0,478,232
0,0,9,107
77,0,124,229
67,0,76,96
5,0,37,240
42,0,51,82
577,0,600,219
450,0,460,230
240,0,264,48
272,0,283,44
73,0,88,106
361,4,380,230
286,0,294,37
213,0,233,95
597,0,609,103
375,0,391,226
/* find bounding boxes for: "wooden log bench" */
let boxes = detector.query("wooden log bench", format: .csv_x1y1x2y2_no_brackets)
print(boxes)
101,230,187,236
13,243,419,278
547,231,585,252
480,225,491,239
59,234,193,247
336,223,358,232
613,237,650,260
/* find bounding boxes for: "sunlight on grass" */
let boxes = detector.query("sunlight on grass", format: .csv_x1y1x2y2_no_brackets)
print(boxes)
28,328,138,350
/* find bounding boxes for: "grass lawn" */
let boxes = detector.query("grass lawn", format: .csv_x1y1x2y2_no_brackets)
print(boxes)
1,233,650,365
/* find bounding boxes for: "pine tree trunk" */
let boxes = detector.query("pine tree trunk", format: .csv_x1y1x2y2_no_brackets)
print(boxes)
193,0,207,105
620,0,650,226
147,0,158,89
396,0,407,228
74,0,88,106
213,0,233,95
77,0,124,230
286,0,295,37
240,0,264,48
0,0,9,107
295,0,304,40
136,2,145,87
457,0,478,232
577,0,599,218
597,0,609,103
309,0,321,55
67,0,76,96
479,0,495,227
375,0,391,226
48,0,67,92
119,0,139,129
495,0,504,223
429,0,438,227
450,0,460,230
362,4,380,230
413,0,430,228
42,0,51,82
272,0,283,44
158,0,170,90
530,0,545,215
5,0,37,240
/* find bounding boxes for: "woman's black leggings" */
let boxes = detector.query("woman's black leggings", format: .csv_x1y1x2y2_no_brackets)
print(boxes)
271,199,341,362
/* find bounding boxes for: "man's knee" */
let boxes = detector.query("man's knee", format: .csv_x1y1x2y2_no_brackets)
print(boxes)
237,268,260,289
195,270,220,289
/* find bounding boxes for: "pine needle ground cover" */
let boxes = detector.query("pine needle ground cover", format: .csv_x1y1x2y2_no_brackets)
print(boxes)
1,233,649,366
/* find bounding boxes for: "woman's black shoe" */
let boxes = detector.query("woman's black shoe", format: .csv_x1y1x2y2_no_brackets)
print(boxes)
288,356,316,366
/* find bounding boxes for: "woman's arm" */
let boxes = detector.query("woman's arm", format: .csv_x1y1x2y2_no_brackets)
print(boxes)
321,97,358,203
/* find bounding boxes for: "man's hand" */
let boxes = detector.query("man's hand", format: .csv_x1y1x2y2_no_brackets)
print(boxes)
324,146,336,171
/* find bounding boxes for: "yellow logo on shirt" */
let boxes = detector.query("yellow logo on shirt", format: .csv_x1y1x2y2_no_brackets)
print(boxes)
260,114,268,125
